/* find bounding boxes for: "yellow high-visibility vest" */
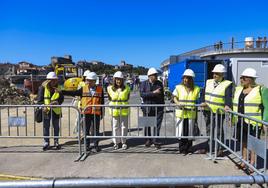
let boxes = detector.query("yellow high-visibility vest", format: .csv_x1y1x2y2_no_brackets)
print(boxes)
233,85,262,126
77,81,86,108
77,81,86,90
108,85,130,117
44,85,61,115
174,84,200,119
205,79,232,113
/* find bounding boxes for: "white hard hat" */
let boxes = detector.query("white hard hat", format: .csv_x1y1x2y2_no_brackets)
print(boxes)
241,68,258,78
86,72,98,80
245,37,254,42
83,70,91,77
182,69,195,78
113,71,124,79
147,67,158,76
212,64,226,73
46,72,58,79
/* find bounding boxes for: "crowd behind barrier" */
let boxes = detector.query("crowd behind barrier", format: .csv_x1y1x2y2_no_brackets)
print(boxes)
1,103,266,175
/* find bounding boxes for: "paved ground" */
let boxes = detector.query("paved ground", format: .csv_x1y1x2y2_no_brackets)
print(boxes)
0,92,247,180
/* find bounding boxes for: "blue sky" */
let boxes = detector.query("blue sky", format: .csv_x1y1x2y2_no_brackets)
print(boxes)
1,0,268,68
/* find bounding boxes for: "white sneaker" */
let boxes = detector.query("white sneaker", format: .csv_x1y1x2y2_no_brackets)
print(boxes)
113,144,119,150
122,143,128,150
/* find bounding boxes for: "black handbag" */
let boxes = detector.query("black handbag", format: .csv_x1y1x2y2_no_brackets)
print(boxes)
35,107,43,123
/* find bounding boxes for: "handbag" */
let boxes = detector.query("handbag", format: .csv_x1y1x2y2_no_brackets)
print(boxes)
34,107,43,123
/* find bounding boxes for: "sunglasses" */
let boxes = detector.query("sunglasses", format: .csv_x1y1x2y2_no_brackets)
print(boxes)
240,76,250,80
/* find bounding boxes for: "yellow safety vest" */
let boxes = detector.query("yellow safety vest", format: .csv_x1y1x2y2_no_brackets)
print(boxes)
77,81,86,108
233,85,262,126
108,85,130,117
77,81,86,90
174,85,200,119
44,85,61,115
205,79,232,113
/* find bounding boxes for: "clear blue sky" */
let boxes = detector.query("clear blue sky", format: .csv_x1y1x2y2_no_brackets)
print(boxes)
1,0,268,68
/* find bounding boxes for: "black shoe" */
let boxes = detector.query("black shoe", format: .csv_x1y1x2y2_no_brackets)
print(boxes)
42,143,50,151
54,142,61,150
216,150,224,157
197,149,207,154
154,143,161,150
145,139,152,147
93,146,101,152
86,145,93,151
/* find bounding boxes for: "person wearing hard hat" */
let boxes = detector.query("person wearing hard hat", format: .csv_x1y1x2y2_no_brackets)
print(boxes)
107,71,130,150
62,72,104,152
233,68,268,173
75,70,91,110
140,67,165,149
37,72,64,151
172,69,200,155
200,64,233,156
77,70,91,90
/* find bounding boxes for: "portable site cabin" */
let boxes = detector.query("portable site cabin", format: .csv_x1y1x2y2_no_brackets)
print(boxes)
167,57,268,95
229,58,268,87
167,59,231,93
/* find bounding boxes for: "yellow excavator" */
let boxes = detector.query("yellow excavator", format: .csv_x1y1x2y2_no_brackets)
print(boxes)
54,63,83,91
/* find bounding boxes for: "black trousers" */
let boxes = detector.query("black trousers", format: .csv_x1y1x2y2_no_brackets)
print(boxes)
178,118,193,152
85,114,100,147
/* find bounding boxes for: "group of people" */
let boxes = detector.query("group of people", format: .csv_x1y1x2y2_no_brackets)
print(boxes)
172,64,267,173
37,64,267,172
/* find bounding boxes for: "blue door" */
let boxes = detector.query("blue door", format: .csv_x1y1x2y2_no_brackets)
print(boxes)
168,61,187,92
187,61,206,88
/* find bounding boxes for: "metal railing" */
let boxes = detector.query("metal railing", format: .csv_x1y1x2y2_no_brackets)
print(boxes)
163,39,268,67
215,108,268,175
1,104,268,186
0,175,268,187
79,104,213,160
0,104,82,159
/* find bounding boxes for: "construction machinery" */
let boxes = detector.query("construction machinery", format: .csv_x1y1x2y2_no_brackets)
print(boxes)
53,63,83,91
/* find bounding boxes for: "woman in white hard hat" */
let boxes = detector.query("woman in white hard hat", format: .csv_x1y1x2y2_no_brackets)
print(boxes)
140,67,165,149
107,71,130,150
62,72,104,152
233,68,267,173
37,72,64,151
173,69,200,154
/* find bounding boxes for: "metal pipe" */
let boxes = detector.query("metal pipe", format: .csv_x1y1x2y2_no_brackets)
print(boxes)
1,176,268,188
54,176,268,187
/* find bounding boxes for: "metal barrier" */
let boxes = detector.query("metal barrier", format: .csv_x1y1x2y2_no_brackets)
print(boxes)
215,108,268,175
0,104,82,160
0,175,268,187
79,104,213,160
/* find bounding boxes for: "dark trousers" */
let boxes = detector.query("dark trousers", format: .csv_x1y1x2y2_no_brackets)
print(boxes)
144,110,164,143
178,118,193,152
43,115,60,143
203,110,225,151
85,114,100,147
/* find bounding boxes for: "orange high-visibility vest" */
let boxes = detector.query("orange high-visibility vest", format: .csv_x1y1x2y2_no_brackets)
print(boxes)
81,85,103,115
